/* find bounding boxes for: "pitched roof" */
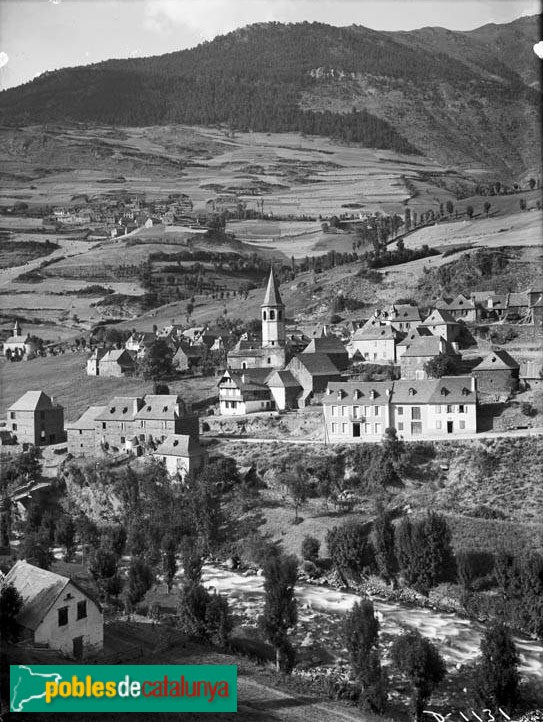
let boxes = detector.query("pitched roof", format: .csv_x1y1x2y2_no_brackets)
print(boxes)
392,377,476,404
323,381,394,405
266,370,302,388
290,352,340,376
218,368,272,391
436,294,475,311
95,396,143,421
153,434,203,458
390,304,423,321
66,405,107,431
401,335,451,358
352,324,397,341
262,268,283,307
3,560,100,631
101,349,135,365
397,327,433,347
174,342,204,359
421,309,457,326
8,391,61,412
303,336,347,355
135,395,183,420
472,350,520,371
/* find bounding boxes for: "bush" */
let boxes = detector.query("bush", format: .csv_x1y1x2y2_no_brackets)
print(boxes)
301,535,320,563
521,401,537,417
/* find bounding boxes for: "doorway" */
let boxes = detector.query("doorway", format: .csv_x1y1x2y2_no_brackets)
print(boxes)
447,421,453,433
73,636,84,659
353,423,360,438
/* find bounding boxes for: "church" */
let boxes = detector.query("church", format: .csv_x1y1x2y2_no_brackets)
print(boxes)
227,269,290,370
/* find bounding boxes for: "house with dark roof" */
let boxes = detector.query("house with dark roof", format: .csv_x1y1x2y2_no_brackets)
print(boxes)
436,294,476,322
286,353,341,398
218,368,274,415
152,434,207,480
94,396,144,451
97,349,136,377
395,327,433,359
386,304,423,331
173,342,205,372
349,323,400,362
323,376,477,442
471,293,508,321
421,309,460,342
2,560,103,658
302,334,349,371
400,335,459,380
86,347,106,376
7,391,64,446
134,394,198,445
472,350,520,393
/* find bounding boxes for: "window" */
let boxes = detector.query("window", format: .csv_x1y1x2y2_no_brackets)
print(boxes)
262,311,267,320
411,407,421,420
353,406,360,418
436,420,442,430
270,310,275,320
459,405,465,413
447,405,454,413
102,422,106,430
342,423,348,434
364,406,370,416
374,406,379,416
267,357,271,364
411,421,422,435
120,437,125,444
374,423,382,435
364,423,371,434
9,412,15,420
397,407,403,416
331,405,338,416
341,406,347,416
12,423,17,431
435,405,441,413
459,420,466,430
58,607,68,627
77,601,87,620
398,422,404,431
79,429,83,435
331,423,339,433
278,310,282,320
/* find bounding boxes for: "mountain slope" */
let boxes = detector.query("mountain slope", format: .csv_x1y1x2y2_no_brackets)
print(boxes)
0,18,539,177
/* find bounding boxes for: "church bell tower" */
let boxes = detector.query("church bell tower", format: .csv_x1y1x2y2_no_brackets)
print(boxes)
261,269,285,348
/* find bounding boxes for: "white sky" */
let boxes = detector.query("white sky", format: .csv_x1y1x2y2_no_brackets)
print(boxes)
0,0,540,90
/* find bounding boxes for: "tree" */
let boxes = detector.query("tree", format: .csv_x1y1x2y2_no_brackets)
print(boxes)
466,205,474,219
371,502,397,584
55,516,76,561
519,198,527,211
423,352,458,378
89,548,118,583
20,531,53,570
162,534,178,591
446,200,454,216
390,629,446,721
283,471,309,523
124,558,154,609
473,622,520,711
528,177,536,190
344,600,387,713
484,201,491,216
205,591,233,647
139,339,173,380
327,522,374,584
301,536,320,563
261,551,298,673
0,583,23,643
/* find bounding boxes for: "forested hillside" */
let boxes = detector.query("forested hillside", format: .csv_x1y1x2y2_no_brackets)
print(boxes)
0,17,539,175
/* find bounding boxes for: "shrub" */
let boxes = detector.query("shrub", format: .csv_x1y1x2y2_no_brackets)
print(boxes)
301,535,320,563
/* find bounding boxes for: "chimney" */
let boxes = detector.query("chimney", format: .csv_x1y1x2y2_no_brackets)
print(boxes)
471,375,477,392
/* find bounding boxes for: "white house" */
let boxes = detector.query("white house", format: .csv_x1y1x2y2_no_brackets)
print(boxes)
323,376,477,442
3,560,103,658
218,368,274,415
3,321,37,360
349,323,399,362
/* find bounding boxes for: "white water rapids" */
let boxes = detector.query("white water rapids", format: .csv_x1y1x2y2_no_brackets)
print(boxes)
202,565,543,682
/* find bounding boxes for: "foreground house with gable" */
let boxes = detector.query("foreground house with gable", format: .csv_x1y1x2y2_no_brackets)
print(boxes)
323,376,477,442
7,391,65,446
152,434,207,480
3,560,103,658
471,350,520,393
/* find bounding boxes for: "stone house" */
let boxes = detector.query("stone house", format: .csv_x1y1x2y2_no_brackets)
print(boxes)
420,309,460,343
386,304,423,332
3,560,103,658
471,350,520,394
173,342,205,372
86,347,106,376
285,353,341,397
349,323,399,362
94,397,145,452
152,435,207,480
97,349,136,377
400,335,458,380
436,294,476,322
66,406,106,456
133,394,198,445
302,334,349,371
7,391,64,446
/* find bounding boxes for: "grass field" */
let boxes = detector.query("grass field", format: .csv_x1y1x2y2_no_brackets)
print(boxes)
0,353,218,423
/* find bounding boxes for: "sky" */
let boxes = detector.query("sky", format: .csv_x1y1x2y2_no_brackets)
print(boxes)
0,0,540,90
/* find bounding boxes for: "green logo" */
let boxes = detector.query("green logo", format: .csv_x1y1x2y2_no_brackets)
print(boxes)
10,664,237,713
